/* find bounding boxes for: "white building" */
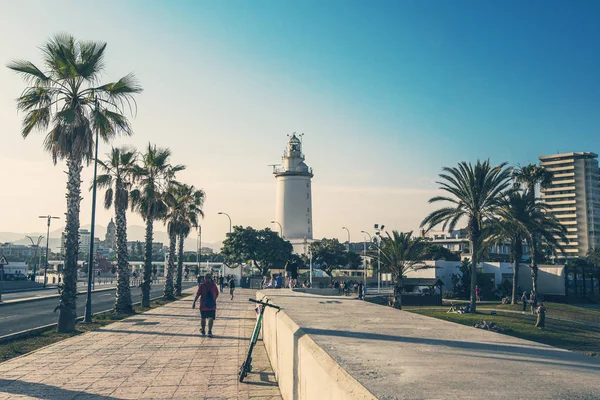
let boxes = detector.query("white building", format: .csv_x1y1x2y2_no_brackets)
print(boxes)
539,152,600,259
273,134,314,254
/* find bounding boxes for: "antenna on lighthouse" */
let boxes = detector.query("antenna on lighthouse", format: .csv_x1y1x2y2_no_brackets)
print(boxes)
299,133,304,145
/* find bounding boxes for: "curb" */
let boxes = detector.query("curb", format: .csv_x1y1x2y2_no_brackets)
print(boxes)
0,294,165,344
0,286,119,307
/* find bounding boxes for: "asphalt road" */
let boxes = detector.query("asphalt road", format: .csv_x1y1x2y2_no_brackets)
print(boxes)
0,281,197,337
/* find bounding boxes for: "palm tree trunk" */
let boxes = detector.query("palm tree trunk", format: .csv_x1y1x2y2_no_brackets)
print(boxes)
511,239,523,305
176,233,184,296
141,215,154,308
393,275,403,310
469,218,479,313
163,232,176,299
530,238,538,295
57,156,82,333
114,190,133,314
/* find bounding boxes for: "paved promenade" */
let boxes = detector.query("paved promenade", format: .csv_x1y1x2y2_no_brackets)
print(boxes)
0,288,282,400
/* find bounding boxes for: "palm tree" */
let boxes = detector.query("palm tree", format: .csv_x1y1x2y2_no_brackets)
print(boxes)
174,184,205,296
586,247,600,268
8,34,142,332
131,144,184,307
526,205,566,294
486,191,535,304
513,164,552,198
95,147,137,313
374,231,431,309
421,160,513,312
162,184,179,300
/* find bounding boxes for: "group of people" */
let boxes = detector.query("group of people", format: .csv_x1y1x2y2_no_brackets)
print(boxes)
216,274,236,300
330,280,366,299
520,290,547,328
262,274,284,289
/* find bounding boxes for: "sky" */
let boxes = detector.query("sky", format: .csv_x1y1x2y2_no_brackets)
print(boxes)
1,0,599,249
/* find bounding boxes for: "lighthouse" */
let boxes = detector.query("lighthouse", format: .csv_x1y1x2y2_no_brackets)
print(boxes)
273,134,314,250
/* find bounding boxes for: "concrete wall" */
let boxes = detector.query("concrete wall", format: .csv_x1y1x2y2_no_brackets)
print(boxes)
258,291,376,400
292,288,339,296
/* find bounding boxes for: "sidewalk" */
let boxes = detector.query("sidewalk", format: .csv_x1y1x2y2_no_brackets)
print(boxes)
0,288,282,400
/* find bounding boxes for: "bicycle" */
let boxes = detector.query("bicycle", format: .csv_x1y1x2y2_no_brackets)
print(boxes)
238,298,280,382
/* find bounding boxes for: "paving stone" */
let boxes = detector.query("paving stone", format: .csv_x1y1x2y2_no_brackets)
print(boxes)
0,289,281,400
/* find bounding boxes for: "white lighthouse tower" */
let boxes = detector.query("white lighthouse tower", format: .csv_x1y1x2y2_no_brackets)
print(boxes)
273,134,313,252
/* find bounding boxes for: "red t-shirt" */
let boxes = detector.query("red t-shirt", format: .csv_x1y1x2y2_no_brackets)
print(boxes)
196,281,219,311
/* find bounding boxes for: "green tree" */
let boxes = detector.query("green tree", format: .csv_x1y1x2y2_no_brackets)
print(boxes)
513,163,552,198
422,244,461,261
309,238,347,276
95,147,137,313
8,34,142,332
345,251,363,270
374,231,432,309
486,191,533,304
131,144,184,307
421,160,512,312
586,247,600,268
173,184,205,296
221,226,292,277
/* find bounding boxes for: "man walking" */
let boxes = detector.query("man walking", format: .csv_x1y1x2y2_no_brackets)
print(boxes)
192,273,219,338
219,275,225,293
229,276,236,300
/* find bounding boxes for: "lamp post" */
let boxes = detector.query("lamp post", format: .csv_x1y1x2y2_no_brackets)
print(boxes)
218,212,232,234
374,224,385,293
271,221,283,238
360,230,372,291
197,225,201,275
39,215,60,288
26,235,44,283
309,250,313,287
84,105,100,324
342,227,350,252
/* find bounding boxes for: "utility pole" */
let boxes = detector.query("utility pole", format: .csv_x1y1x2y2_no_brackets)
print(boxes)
39,215,60,288
342,227,350,251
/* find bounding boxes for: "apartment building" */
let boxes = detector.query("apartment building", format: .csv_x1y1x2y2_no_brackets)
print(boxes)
539,152,600,259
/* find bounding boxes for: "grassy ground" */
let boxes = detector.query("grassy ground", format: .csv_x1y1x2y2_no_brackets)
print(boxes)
477,302,600,325
0,295,189,363
408,307,600,358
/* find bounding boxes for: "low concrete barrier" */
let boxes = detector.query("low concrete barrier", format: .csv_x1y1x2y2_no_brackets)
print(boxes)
258,290,376,400
291,288,339,296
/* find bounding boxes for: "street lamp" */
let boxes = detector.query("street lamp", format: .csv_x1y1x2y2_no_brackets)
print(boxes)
26,235,44,283
374,224,385,293
84,101,100,324
39,215,60,288
218,212,232,234
360,230,372,291
342,227,350,252
271,221,283,238
197,224,202,274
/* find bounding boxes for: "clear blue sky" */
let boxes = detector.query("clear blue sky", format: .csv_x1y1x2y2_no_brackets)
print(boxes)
1,1,599,245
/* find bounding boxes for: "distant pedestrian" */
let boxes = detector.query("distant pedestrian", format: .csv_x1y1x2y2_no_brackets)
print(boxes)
192,273,219,338
276,274,282,289
530,291,537,314
520,291,528,313
358,283,364,300
219,275,225,293
475,285,481,303
535,303,547,328
229,277,236,300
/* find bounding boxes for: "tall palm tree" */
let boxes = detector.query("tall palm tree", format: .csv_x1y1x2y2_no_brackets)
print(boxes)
375,231,431,309
174,185,205,296
162,185,179,300
95,147,137,313
8,34,141,332
586,247,600,268
513,163,552,199
526,205,566,294
486,191,534,304
421,160,512,312
131,144,184,307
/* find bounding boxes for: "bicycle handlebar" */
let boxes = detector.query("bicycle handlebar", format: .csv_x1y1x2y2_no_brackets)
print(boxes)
248,298,281,309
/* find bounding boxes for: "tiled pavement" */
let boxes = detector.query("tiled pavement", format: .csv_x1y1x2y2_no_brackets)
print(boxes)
0,288,282,400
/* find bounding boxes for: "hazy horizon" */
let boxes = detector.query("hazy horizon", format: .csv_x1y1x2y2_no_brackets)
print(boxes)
1,1,599,248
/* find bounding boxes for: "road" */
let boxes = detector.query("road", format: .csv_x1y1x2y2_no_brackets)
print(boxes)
0,281,197,337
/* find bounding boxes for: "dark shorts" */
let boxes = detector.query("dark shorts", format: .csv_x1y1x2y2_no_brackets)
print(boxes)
230,287,235,294
200,310,216,319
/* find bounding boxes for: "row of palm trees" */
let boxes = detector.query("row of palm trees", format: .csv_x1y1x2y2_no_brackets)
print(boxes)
8,34,204,332
373,161,565,312
420,160,565,312
96,145,204,314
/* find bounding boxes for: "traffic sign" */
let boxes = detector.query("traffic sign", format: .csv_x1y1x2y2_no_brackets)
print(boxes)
0,255,7,265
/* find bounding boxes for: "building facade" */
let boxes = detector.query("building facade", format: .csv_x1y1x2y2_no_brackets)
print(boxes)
539,152,600,259
273,134,314,253
104,218,117,250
